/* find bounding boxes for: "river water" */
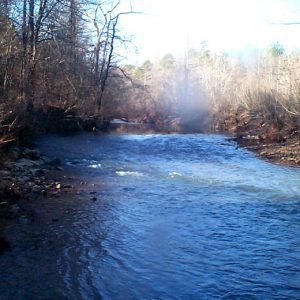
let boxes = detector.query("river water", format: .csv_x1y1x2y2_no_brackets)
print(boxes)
1,133,300,299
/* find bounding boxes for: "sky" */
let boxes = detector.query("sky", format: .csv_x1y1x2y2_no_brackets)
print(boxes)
117,0,300,63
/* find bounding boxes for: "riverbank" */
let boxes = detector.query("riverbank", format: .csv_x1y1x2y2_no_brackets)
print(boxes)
0,147,72,251
214,110,300,166
233,135,300,166
0,140,106,253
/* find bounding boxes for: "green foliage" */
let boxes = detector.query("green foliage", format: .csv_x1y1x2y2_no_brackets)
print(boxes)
135,60,153,78
141,60,153,72
160,53,175,69
268,42,285,57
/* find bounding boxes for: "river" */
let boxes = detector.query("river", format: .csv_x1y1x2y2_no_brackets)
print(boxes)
1,133,300,299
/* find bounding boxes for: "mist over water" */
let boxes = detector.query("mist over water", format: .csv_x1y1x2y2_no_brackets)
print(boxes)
1,133,300,299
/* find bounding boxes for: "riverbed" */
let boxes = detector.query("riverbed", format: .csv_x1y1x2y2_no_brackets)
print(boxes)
1,133,300,299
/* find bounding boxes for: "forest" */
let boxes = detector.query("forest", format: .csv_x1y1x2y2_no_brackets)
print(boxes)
0,0,300,160
0,0,137,144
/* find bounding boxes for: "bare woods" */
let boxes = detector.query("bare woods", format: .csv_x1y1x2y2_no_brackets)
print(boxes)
0,0,135,146
120,45,300,133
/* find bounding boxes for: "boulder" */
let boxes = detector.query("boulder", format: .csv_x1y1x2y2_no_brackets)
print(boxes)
23,148,41,160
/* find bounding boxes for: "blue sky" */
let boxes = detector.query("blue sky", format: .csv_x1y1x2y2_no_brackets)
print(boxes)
117,0,300,63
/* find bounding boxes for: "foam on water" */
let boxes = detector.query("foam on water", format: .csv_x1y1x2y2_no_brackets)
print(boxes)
116,171,144,177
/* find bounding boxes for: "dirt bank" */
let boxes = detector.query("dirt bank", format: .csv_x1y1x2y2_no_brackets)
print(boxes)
214,110,300,166
234,136,300,166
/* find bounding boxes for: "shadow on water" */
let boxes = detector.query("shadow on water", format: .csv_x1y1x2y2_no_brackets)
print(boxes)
1,133,300,299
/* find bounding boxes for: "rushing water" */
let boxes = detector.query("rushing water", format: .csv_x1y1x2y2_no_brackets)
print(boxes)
1,133,300,299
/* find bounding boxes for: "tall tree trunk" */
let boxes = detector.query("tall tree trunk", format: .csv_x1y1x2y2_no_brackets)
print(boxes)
68,0,78,101
26,0,35,109
20,0,28,101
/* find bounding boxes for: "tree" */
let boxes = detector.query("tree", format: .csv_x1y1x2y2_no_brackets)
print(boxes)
268,42,285,57
90,1,140,115
160,53,175,69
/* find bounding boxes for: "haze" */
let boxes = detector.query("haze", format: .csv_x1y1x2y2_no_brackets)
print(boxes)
120,0,300,63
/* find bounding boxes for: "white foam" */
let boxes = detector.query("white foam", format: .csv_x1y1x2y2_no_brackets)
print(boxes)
88,163,102,169
116,171,143,177
169,172,182,178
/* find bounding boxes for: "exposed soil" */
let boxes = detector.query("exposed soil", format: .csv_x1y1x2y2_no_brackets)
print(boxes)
234,136,300,166
214,110,300,166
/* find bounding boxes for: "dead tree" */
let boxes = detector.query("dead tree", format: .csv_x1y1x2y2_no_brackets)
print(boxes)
91,1,140,114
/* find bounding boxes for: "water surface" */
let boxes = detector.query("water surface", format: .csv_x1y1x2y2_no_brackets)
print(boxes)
1,133,300,299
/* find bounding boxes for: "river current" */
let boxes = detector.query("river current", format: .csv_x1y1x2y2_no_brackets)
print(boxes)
1,133,300,299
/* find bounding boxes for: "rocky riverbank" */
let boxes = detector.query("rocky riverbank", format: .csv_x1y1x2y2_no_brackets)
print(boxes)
0,143,103,253
0,147,68,251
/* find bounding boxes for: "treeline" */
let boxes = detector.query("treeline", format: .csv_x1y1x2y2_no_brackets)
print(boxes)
113,43,300,137
0,0,134,145
1,0,299,145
